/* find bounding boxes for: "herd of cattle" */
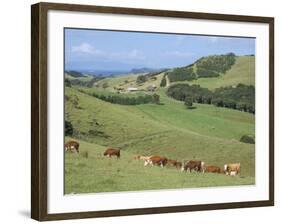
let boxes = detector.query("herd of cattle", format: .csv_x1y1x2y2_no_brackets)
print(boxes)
65,140,241,176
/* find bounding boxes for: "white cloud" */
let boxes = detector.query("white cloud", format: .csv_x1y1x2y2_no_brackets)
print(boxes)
71,43,145,61
72,43,103,55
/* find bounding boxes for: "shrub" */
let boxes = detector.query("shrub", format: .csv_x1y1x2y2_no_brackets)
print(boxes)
240,135,255,144
160,77,167,87
136,75,147,84
102,82,109,89
184,96,193,109
65,78,72,87
152,94,160,104
65,120,73,136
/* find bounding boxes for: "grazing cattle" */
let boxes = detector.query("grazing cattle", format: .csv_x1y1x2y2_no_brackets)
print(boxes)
167,159,178,167
204,165,221,174
133,155,152,161
65,140,79,153
224,163,241,176
181,160,205,173
175,161,182,169
144,155,168,167
139,156,152,161
103,148,120,158
167,159,182,169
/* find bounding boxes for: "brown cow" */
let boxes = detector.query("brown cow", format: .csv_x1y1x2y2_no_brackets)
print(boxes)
167,159,178,167
175,161,183,169
144,155,168,167
104,148,120,158
224,163,240,176
167,159,182,169
65,140,79,153
204,165,221,173
181,160,205,173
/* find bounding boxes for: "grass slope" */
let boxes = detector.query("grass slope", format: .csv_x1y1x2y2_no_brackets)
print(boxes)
94,56,254,91
65,86,255,193
96,72,165,91
187,56,255,90
65,138,254,194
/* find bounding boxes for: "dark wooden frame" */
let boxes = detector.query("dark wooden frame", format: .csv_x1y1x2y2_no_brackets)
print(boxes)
31,2,274,221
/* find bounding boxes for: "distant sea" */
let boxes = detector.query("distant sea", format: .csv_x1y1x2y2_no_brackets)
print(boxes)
67,67,167,77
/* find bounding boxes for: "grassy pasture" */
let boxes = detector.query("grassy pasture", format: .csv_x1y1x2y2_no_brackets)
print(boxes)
64,55,255,193
65,85,255,193
65,138,254,194
95,72,165,91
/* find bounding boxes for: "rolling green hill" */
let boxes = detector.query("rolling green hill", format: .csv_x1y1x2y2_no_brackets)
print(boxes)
187,56,255,90
93,55,254,92
65,85,255,193
64,54,255,193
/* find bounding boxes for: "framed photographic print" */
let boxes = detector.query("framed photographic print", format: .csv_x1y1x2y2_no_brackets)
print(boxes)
31,2,274,221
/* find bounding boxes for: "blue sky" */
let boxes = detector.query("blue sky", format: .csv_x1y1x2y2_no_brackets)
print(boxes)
65,28,255,71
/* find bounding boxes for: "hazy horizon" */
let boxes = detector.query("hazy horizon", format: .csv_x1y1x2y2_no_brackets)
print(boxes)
65,28,255,71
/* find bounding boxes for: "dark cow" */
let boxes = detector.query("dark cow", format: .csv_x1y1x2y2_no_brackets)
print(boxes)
167,159,182,169
167,159,178,167
204,165,221,173
181,160,205,173
103,148,120,158
65,140,79,153
144,155,168,167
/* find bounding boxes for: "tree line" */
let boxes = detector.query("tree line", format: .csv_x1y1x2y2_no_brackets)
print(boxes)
167,83,255,114
83,91,161,105
136,69,167,84
165,53,236,82
196,53,236,76
65,76,104,88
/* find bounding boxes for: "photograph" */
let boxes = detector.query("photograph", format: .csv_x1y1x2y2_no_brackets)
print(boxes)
64,28,256,194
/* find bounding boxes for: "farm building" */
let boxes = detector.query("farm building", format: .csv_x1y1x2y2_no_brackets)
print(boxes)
127,87,139,92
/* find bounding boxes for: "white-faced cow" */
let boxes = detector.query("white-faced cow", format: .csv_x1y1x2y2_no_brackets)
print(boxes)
65,140,79,153
144,155,168,168
104,148,120,158
133,155,151,161
181,160,205,173
224,163,240,176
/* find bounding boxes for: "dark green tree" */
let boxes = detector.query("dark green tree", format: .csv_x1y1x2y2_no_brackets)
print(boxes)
152,94,160,104
136,75,147,84
184,96,193,109
65,78,72,87
102,82,109,89
65,120,73,136
160,77,167,87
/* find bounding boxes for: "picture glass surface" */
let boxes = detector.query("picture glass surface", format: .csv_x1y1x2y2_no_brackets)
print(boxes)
64,28,255,194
